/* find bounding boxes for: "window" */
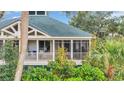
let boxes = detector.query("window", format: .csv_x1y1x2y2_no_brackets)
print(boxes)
37,11,45,15
29,11,46,16
29,11,35,15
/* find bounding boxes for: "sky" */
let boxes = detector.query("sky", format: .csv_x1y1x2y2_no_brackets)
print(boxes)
2,11,124,24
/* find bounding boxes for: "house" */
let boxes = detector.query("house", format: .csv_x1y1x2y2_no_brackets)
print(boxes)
0,11,94,65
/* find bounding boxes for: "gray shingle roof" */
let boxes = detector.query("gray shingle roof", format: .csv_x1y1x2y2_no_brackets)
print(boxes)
0,16,92,37
0,18,19,29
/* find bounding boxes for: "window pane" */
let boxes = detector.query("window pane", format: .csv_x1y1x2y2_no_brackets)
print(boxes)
29,11,35,15
37,11,45,15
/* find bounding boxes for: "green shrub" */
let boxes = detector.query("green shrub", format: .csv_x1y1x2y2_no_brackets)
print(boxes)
3,40,18,63
22,66,61,81
65,77,82,81
0,61,17,80
85,37,124,80
113,66,124,80
48,48,76,80
0,40,18,81
77,63,106,81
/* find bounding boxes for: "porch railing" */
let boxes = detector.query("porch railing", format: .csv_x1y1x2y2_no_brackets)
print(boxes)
38,52,52,60
25,51,53,60
25,51,88,60
73,52,87,60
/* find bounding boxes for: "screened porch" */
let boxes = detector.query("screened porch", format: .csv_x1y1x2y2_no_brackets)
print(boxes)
0,39,90,65
26,40,89,62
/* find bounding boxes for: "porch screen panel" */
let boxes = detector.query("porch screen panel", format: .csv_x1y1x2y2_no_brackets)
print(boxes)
39,40,52,60
55,40,71,59
26,40,37,60
55,40,62,51
73,40,89,60
55,40,62,58
63,40,71,59
73,40,80,59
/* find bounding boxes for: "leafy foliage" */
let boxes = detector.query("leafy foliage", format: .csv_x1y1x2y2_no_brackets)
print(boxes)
69,11,113,34
22,66,60,81
85,37,124,80
69,11,124,38
80,64,106,80
118,16,124,36
0,40,18,81
48,48,76,80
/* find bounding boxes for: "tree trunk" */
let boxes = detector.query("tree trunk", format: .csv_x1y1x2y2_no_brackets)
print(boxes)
14,11,29,81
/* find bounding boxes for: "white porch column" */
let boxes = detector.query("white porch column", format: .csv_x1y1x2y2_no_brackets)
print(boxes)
89,39,91,56
36,40,39,62
1,31,4,36
62,40,64,48
3,39,5,45
52,40,55,61
71,40,73,60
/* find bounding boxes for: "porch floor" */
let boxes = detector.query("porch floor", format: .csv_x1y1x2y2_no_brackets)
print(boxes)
0,59,82,65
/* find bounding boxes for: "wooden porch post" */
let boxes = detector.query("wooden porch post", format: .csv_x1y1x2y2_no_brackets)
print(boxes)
52,40,55,61
71,40,73,60
36,40,39,62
